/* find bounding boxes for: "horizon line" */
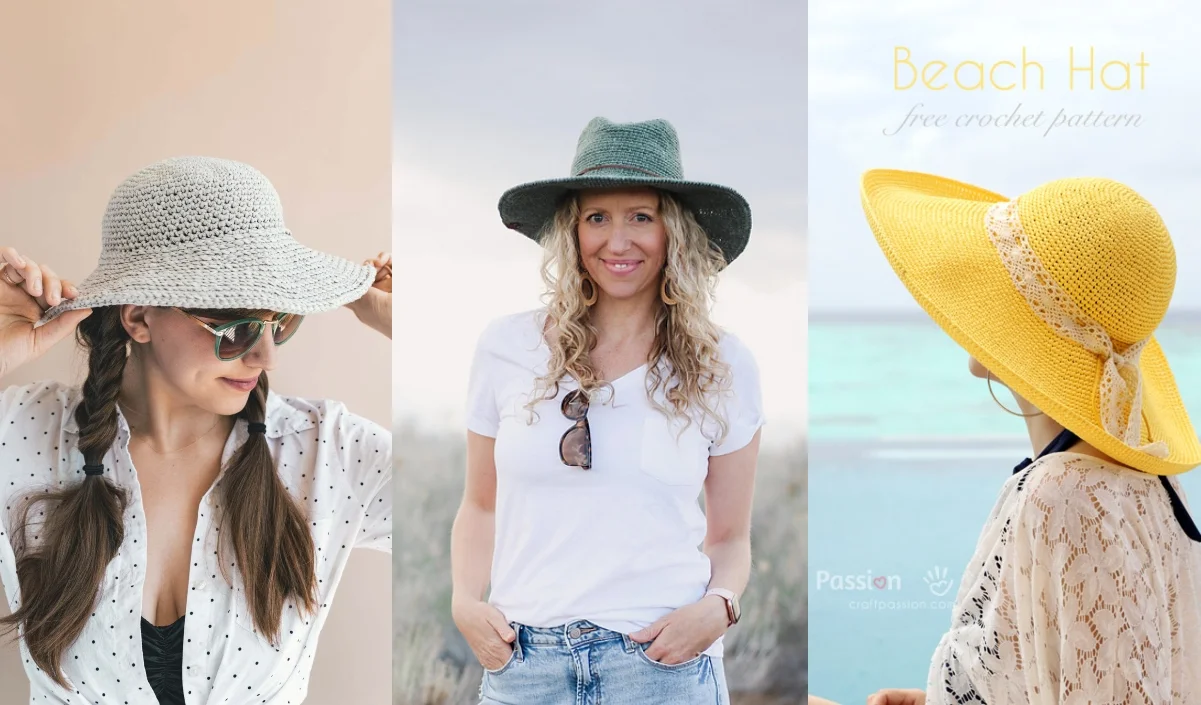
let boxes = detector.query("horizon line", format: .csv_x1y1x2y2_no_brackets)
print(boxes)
809,308,1201,323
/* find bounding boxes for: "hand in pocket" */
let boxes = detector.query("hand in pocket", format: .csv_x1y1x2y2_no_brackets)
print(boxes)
452,598,516,671
628,596,727,665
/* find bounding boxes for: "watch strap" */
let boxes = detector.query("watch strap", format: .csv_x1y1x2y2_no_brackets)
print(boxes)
704,588,739,626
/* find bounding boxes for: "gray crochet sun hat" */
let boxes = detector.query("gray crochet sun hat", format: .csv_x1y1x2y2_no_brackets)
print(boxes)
38,156,375,326
497,117,752,264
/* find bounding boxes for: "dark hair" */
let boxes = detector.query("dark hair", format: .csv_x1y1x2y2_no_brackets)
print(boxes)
0,305,316,686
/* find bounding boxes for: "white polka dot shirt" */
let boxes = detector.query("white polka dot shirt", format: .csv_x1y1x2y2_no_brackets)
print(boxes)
0,381,392,704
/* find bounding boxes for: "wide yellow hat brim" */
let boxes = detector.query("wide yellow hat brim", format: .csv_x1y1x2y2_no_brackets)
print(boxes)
860,169,1200,476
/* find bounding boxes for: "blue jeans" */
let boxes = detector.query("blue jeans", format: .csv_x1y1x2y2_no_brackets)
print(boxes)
478,620,729,705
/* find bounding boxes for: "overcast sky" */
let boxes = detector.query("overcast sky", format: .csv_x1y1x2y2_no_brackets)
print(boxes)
392,1,806,439
809,0,1201,313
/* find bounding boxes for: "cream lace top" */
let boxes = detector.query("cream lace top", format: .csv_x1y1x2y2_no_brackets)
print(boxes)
927,451,1201,704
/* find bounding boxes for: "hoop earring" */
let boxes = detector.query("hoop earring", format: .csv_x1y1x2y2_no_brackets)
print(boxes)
580,272,598,307
987,370,1044,418
660,277,679,306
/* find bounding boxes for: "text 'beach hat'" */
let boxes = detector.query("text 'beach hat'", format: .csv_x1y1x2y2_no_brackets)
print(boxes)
38,156,375,326
497,117,752,264
860,169,1200,476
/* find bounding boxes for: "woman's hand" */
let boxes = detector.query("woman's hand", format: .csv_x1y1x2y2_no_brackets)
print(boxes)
0,247,91,379
344,251,391,339
451,597,516,671
867,688,926,705
628,594,729,666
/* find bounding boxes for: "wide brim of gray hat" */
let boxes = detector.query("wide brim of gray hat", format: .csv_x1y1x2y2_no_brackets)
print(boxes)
497,172,752,264
37,228,375,326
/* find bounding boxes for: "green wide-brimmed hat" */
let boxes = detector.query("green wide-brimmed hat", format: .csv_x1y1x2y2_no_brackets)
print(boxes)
497,117,752,264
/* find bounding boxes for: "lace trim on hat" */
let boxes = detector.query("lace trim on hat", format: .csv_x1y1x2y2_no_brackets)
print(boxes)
984,198,1169,458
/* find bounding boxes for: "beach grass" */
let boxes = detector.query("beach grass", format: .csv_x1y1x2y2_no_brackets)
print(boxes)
392,424,807,705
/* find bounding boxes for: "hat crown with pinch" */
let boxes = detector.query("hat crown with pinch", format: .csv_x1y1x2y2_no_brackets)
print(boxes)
569,117,685,180
1013,177,1176,347
99,156,286,263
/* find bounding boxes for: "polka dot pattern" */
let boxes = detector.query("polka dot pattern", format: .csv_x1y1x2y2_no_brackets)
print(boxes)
0,380,392,703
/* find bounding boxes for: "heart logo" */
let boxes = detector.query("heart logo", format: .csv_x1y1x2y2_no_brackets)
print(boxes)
873,576,888,590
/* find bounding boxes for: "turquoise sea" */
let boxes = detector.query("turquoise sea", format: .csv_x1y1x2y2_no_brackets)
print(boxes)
807,315,1201,704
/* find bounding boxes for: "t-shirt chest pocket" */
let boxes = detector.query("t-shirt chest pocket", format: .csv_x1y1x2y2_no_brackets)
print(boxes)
496,383,538,428
638,411,708,486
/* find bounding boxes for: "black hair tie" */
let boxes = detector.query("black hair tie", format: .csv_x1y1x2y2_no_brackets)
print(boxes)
83,464,105,476
248,422,267,435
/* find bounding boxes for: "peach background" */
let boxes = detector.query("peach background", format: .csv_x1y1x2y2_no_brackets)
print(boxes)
0,1,391,703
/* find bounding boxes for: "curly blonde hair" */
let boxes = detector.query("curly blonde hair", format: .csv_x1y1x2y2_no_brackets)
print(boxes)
527,189,733,441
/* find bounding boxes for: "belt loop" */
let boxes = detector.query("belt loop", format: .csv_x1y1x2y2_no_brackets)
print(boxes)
621,632,637,653
511,622,525,662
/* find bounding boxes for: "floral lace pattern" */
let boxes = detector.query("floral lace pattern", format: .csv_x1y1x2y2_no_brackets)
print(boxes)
984,199,1168,459
927,454,1200,704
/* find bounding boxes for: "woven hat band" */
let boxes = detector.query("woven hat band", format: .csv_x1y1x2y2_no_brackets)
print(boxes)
984,198,1169,458
575,164,665,178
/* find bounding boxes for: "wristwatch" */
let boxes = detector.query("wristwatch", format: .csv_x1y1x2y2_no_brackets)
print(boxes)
704,588,741,626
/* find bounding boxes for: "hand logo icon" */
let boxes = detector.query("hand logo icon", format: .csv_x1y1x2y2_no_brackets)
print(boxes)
924,566,954,597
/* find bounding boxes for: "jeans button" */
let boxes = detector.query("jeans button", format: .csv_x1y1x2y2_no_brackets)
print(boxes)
568,627,581,639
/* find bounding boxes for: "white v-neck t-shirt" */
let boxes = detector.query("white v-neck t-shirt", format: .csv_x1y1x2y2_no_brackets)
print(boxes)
466,309,764,657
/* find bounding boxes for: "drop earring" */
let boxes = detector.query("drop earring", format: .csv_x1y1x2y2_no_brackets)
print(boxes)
580,272,598,306
660,277,679,306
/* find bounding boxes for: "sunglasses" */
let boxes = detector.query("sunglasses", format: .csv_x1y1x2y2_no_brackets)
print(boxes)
559,389,592,470
175,308,304,361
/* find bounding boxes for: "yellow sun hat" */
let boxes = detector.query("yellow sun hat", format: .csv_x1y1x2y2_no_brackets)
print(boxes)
860,169,1200,476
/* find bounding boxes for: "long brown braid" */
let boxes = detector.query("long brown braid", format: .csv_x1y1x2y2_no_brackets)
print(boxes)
217,369,317,641
0,306,131,685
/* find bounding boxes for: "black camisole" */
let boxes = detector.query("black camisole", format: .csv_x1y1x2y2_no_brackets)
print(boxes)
141,615,186,704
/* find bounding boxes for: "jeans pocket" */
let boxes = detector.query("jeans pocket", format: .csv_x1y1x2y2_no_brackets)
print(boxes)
632,641,709,672
483,645,518,676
